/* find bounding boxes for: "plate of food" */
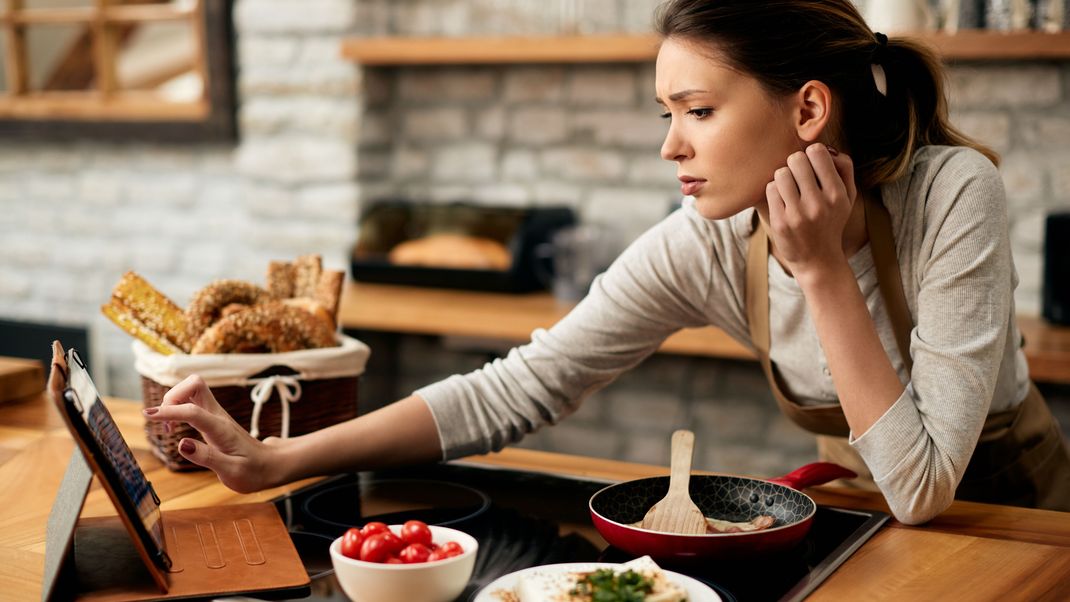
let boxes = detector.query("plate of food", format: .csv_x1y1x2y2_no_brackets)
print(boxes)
472,556,721,602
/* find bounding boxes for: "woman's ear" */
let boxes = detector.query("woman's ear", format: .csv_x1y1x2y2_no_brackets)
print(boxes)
793,80,833,143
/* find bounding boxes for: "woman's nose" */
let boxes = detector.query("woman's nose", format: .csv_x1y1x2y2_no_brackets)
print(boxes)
660,125,690,162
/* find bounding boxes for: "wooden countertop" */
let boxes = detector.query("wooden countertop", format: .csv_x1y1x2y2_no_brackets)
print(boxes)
339,281,1070,384
2,392,1068,600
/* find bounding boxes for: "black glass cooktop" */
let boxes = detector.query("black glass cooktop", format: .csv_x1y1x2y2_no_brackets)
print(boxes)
255,461,888,602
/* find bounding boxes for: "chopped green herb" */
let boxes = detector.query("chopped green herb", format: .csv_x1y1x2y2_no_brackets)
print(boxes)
569,568,655,602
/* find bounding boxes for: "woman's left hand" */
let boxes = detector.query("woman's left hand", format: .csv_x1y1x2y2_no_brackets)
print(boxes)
765,143,858,281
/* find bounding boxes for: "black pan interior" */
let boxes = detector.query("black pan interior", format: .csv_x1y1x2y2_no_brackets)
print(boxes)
591,475,815,528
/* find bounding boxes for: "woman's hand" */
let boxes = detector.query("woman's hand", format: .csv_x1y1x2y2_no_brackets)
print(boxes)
765,143,858,282
143,375,287,493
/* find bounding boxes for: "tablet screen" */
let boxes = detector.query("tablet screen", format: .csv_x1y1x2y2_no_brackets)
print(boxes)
66,349,165,558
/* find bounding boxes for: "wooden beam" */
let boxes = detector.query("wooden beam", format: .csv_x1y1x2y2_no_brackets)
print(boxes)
42,0,166,92
92,0,118,95
11,4,191,25
0,92,209,120
189,0,208,102
2,0,28,95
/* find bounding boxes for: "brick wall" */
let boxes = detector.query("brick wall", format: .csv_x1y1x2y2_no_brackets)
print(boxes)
0,0,1067,475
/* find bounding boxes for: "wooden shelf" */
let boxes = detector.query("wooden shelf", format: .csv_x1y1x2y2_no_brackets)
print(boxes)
341,34,662,65
339,282,1070,384
341,31,1070,65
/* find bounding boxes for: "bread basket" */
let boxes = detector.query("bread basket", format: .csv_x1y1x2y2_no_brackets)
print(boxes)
133,334,370,471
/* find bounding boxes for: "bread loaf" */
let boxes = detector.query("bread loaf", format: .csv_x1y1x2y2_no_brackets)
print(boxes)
388,234,511,270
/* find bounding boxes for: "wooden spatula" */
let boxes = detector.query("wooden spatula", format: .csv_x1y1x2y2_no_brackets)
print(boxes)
640,429,707,534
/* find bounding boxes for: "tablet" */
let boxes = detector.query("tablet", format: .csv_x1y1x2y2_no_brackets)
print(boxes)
55,345,172,572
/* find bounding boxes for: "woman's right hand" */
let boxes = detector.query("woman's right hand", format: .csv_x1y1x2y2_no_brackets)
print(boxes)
143,375,287,493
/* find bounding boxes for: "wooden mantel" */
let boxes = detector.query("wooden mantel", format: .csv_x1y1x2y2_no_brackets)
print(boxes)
341,31,1070,65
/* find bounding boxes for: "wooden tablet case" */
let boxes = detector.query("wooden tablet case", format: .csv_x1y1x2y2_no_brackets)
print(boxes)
43,343,311,601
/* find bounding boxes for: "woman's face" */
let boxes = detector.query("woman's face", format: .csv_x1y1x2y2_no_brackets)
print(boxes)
656,37,801,220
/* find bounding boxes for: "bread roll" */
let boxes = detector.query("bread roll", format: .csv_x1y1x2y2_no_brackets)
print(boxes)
388,234,511,270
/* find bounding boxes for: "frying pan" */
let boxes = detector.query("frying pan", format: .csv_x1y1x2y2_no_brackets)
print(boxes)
589,462,855,563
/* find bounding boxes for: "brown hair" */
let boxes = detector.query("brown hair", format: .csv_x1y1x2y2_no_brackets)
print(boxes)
655,0,999,190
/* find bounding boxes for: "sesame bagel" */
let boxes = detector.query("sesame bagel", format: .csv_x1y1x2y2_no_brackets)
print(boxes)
191,301,337,354
185,280,270,341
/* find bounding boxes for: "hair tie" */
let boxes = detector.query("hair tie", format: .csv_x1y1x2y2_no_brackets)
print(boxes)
871,32,889,64
870,32,889,97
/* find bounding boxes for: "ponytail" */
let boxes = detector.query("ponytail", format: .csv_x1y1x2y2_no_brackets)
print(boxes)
656,0,999,191
850,36,999,189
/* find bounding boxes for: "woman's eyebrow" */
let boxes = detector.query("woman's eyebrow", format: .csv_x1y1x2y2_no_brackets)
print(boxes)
655,89,711,104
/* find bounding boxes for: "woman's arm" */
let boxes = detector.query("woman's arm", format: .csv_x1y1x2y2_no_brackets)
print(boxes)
143,377,441,492
765,143,905,434
796,260,906,435
769,145,1012,524
144,207,733,491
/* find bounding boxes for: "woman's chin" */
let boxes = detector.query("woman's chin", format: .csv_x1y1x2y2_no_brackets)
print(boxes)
691,196,748,220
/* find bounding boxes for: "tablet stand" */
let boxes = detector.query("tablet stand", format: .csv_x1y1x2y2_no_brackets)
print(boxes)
42,448,168,601
42,446,310,602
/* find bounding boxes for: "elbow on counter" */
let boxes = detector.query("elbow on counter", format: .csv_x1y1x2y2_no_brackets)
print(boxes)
882,478,957,526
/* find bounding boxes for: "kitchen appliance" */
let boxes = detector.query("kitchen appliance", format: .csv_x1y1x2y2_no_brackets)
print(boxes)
1043,212,1070,325
350,200,576,293
260,461,888,602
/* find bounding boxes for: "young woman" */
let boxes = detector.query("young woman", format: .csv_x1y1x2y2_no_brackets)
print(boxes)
144,0,1070,524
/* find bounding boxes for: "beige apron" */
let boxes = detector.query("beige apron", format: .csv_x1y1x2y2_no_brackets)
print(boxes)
744,197,1070,510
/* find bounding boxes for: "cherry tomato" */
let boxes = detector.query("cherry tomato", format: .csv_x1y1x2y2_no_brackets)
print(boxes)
398,542,431,564
384,555,404,564
400,520,433,547
427,548,448,562
360,521,390,538
439,541,464,558
340,527,364,559
360,532,401,563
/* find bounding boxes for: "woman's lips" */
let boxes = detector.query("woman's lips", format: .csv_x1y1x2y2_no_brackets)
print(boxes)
679,177,706,196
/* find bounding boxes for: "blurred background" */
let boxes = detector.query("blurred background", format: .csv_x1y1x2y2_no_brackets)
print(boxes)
1,0,1068,477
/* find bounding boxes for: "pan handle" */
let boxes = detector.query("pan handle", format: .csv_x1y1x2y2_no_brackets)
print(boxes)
767,462,856,490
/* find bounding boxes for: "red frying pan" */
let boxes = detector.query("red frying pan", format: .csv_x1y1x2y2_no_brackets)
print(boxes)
589,462,856,563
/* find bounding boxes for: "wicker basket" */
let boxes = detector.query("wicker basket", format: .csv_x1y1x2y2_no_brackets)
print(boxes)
134,335,370,472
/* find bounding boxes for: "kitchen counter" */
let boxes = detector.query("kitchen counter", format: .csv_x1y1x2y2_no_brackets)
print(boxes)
338,281,1070,385
1,391,1068,600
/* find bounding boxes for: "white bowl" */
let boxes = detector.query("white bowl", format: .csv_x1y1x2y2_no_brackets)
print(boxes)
329,524,479,602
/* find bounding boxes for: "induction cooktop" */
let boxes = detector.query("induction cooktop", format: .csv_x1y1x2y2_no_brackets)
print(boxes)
250,461,888,602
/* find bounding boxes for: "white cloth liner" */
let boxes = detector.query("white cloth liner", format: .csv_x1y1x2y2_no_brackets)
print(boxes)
133,334,370,439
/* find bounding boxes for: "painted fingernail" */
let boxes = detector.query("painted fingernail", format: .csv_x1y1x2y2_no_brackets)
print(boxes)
143,407,159,415
826,146,839,156
180,440,195,455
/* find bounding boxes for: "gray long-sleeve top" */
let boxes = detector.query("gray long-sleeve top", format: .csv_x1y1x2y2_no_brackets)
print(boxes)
416,145,1030,525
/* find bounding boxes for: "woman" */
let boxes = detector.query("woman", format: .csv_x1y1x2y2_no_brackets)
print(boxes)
144,0,1070,524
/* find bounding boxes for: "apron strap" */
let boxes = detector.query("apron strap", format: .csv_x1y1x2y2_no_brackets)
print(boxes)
745,196,913,437
865,197,914,373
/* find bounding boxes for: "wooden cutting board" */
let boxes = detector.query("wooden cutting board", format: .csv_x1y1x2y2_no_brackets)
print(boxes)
0,356,44,403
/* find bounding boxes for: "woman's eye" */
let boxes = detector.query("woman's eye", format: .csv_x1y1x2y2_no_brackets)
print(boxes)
659,111,672,120
687,108,713,119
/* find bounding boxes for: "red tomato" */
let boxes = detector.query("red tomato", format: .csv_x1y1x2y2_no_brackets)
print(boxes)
439,541,464,557
384,556,404,564
340,528,364,559
427,548,448,562
398,543,431,564
400,520,433,547
360,521,390,538
360,532,400,563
